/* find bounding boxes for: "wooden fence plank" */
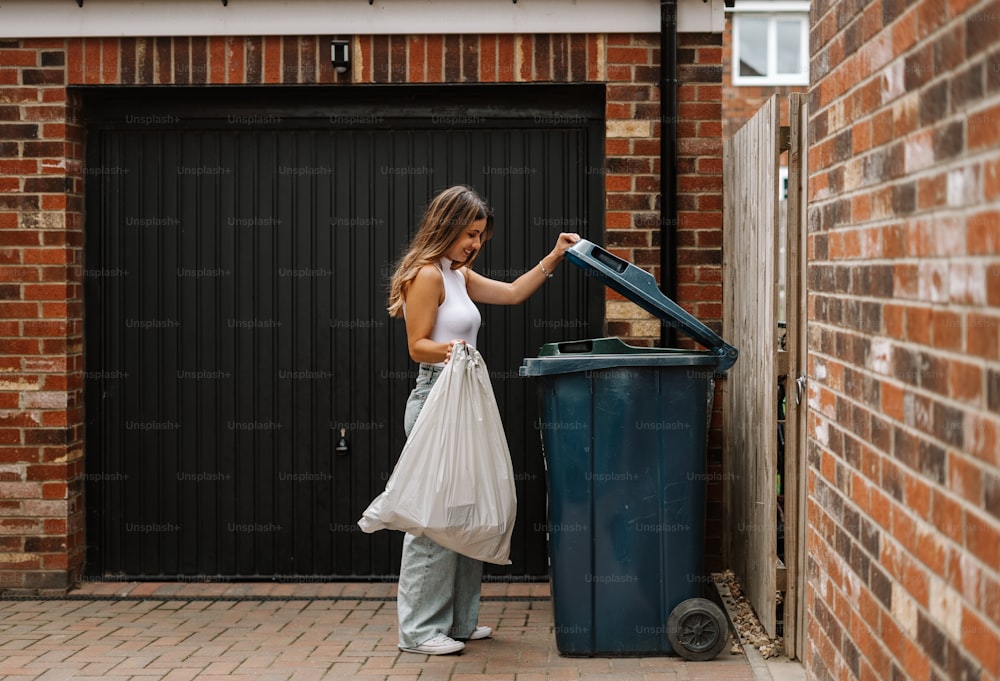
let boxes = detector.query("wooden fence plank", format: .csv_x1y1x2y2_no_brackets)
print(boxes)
722,94,780,637
783,92,809,660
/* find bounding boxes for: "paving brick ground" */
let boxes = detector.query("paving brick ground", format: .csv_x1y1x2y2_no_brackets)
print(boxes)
0,582,760,681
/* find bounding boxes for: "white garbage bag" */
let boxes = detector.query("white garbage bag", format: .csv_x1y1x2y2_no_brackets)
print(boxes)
358,343,517,565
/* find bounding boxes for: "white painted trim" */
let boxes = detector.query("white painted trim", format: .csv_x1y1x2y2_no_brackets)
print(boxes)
0,0,726,37
680,0,728,34
725,1,811,12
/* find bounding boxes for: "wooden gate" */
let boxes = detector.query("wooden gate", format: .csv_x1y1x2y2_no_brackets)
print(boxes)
722,93,808,657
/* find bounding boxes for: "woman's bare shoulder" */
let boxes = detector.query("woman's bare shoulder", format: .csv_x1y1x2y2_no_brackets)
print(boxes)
412,262,443,284
404,263,444,303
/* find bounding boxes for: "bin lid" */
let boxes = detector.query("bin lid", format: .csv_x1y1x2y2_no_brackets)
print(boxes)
519,336,722,375
565,239,739,372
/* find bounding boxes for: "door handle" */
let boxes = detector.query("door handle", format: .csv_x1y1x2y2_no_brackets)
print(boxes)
335,428,349,455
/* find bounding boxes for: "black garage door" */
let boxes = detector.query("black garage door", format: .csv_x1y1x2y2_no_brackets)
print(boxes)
82,85,605,580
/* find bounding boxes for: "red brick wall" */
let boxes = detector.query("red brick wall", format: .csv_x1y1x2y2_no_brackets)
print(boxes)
0,38,86,592
677,33,727,572
0,32,727,590
805,0,1000,677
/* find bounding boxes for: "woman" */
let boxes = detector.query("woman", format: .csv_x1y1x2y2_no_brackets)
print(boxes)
387,185,579,655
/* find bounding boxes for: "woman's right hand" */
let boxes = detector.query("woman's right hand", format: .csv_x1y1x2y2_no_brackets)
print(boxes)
443,339,465,364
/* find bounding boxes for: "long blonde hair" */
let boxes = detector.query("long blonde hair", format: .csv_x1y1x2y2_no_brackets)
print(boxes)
387,185,494,318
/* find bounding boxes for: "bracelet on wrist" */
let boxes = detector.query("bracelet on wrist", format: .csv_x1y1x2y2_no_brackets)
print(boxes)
539,261,554,278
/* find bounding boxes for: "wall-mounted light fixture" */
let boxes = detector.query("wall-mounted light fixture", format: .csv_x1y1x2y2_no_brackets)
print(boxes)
331,40,350,74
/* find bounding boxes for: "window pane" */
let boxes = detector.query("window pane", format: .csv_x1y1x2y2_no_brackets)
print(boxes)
775,19,802,75
738,16,768,77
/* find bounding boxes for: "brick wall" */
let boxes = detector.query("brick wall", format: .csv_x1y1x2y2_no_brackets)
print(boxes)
676,33,727,571
0,38,86,593
805,0,1000,677
0,32,727,589
595,32,724,349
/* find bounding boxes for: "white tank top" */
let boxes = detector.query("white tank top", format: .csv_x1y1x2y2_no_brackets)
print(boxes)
428,258,481,365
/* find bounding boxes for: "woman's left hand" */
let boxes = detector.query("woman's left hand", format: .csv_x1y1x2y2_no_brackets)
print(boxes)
553,232,582,260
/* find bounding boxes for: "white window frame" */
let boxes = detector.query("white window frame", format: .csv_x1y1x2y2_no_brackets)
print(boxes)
731,6,810,86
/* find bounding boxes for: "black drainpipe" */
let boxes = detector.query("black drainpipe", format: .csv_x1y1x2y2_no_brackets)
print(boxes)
660,0,679,348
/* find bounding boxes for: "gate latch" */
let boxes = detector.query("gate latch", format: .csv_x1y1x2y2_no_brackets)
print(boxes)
795,375,807,406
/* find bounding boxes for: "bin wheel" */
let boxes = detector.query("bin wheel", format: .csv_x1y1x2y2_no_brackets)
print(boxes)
667,598,729,661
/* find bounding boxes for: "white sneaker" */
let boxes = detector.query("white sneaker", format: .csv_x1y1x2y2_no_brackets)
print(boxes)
468,626,493,640
399,633,465,655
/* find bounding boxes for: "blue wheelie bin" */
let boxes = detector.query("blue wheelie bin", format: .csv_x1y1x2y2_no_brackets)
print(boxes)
520,240,739,660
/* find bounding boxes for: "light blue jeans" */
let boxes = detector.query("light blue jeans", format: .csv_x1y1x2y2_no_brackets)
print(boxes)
397,363,484,648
